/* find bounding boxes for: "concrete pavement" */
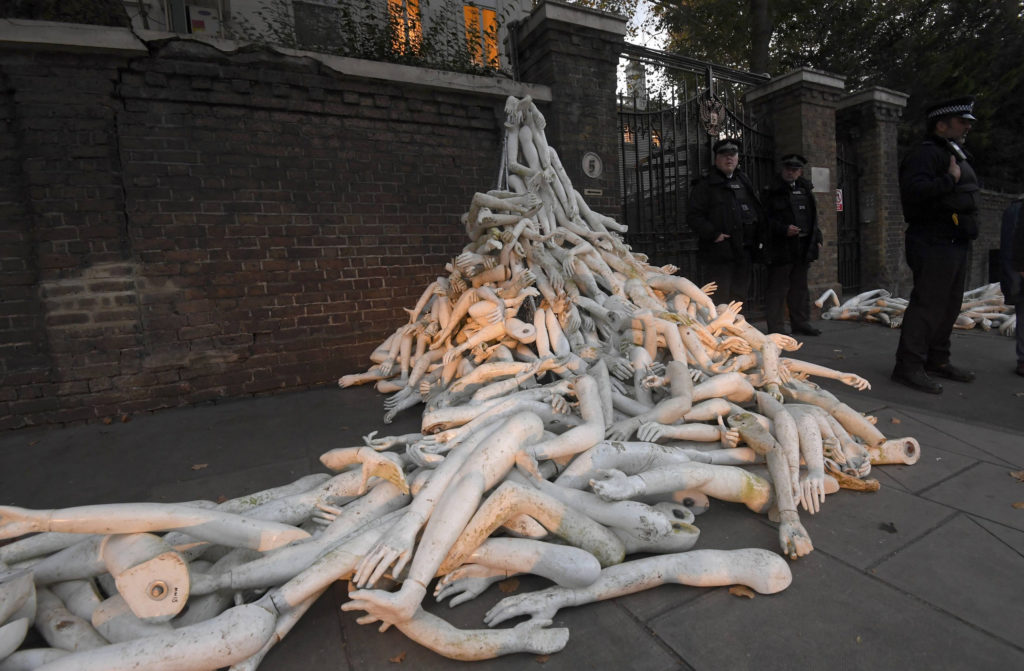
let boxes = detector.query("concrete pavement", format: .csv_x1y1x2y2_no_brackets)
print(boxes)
1,319,1022,670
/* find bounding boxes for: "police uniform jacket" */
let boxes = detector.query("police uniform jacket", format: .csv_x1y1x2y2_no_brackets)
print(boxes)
687,168,767,264
899,134,980,241
1000,198,1024,303
763,175,822,265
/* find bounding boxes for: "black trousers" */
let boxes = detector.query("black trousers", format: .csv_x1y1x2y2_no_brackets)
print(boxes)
895,234,969,371
702,255,752,306
765,260,811,333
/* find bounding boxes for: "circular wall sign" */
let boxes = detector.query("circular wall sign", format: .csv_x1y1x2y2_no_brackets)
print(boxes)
582,152,603,179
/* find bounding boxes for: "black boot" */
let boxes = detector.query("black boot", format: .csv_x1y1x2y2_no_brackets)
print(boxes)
891,367,942,394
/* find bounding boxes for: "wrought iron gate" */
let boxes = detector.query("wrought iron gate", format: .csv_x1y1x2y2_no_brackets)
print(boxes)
617,44,773,305
836,139,861,293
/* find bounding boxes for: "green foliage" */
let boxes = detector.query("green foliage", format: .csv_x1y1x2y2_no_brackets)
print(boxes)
228,0,512,77
0,0,130,27
653,0,1024,189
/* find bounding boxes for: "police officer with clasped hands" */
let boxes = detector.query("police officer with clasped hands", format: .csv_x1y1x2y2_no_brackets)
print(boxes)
687,138,767,306
892,96,980,394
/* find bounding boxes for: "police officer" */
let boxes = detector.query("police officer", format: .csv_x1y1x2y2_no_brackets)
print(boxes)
999,195,1024,377
892,96,980,394
763,153,823,336
687,138,766,305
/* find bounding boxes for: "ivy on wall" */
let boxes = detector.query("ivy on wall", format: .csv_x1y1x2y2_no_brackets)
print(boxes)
0,0,130,27
230,0,513,77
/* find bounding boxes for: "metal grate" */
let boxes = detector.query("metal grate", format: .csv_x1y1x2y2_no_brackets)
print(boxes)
836,140,861,293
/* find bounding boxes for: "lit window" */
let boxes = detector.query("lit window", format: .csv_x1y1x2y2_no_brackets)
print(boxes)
388,0,422,55
463,4,498,68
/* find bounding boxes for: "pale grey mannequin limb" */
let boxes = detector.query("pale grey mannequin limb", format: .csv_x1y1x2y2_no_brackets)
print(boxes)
554,441,698,490
345,378,604,626
588,462,774,515
727,412,813,559
484,549,792,627
780,381,886,448
0,504,309,552
605,360,694,441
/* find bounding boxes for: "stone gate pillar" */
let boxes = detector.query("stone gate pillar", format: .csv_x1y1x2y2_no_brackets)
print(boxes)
837,87,910,294
746,68,846,300
514,0,626,218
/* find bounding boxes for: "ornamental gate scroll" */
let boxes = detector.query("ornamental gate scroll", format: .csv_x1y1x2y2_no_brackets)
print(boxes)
617,44,774,309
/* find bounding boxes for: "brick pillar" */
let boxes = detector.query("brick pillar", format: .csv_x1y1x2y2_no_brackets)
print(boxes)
746,68,846,299
837,88,910,294
514,0,626,218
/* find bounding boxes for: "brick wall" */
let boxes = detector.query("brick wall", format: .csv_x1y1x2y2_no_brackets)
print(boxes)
0,7,627,430
0,35,546,429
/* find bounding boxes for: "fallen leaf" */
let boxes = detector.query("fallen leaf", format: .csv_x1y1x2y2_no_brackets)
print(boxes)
728,585,755,599
216,494,228,503
191,463,209,471
1012,502,1024,510
120,415,130,423
878,522,898,534
389,652,406,663
535,655,550,664
28,440,38,446
1010,471,1024,483
856,635,862,644
102,417,113,425
890,417,901,425
498,577,520,593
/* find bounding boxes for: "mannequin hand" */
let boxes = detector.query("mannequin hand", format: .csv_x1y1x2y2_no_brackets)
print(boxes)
589,468,640,501
838,372,871,390
637,421,669,443
711,416,739,449
798,472,827,515
604,418,638,442
434,565,505,607
484,589,564,627
353,513,423,587
357,449,409,495
777,510,813,559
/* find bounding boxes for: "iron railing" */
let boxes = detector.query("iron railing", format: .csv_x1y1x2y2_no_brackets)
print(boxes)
617,44,773,307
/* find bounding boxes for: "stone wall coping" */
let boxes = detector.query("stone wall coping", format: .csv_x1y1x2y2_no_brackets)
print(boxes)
522,0,629,39
838,86,910,110
0,19,552,102
746,67,846,103
0,18,149,55
266,43,553,102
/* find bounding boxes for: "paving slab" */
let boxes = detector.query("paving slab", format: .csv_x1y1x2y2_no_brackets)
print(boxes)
899,407,1024,468
144,456,313,504
971,515,1024,556
800,486,955,570
648,550,1024,670
921,461,1024,532
859,404,1007,473
871,513,1024,648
